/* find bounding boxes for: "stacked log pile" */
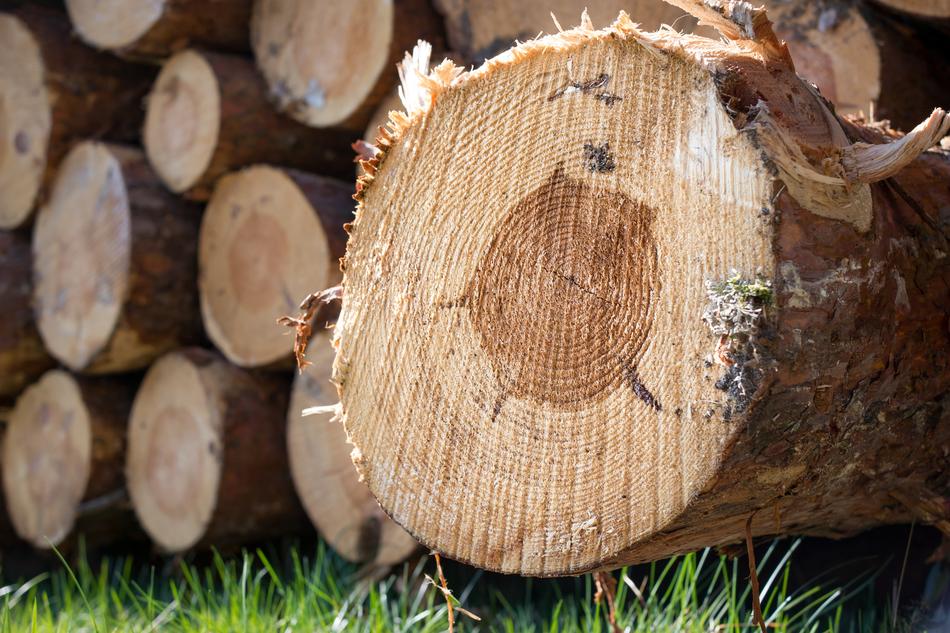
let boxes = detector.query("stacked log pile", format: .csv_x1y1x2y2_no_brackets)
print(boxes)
0,0,947,576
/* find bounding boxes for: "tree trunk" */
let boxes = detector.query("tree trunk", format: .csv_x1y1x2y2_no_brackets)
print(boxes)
333,2,950,576
32,142,203,374
65,0,252,59
288,332,418,565
127,348,307,552
432,0,717,63
0,6,153,228
2,370,137,548
144,49,356,198
0,230,54,402
250,0,444,130
766,0,950,132
199,166,351,368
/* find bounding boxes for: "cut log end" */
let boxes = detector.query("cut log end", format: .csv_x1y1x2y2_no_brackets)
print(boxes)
2,371,93,548
251,0,394,127
144,50,220,193
338,24,780,576
33,142,130,372
127,352,222,552
336,9,949,576
199,166,335,368
288,335,417,566
65,0,165,52
0,14,51,229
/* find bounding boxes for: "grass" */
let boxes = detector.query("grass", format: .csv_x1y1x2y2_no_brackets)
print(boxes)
0,538,901,632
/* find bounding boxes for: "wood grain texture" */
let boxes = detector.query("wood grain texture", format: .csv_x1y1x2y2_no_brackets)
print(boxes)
334,5,950,575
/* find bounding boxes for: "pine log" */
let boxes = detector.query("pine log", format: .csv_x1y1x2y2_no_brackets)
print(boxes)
2,370,136,548
334,1,950,576
766,0,950,131
144,49,355,198
432,0,719,63
288,333,418,565
199,166,351,368
0,230,54,402
32,142,203,374
250,0,444,129
65,0,252,59
127,348,307,552
0,6,153,228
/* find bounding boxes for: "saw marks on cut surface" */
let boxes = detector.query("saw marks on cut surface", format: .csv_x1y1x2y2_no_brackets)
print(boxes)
336,32,774,575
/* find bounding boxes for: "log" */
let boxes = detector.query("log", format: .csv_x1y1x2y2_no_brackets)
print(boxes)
0,230,54,402
65,0,252,59
432,0,717,63
2,369,135,548
0,6,153,228
766,0,950,131
287,332,418,565
333,2,950,576
250,0,444,129
873,0,950,20
143,49,356,198
199,166,351,368
127,348,307,552
32,142,203,374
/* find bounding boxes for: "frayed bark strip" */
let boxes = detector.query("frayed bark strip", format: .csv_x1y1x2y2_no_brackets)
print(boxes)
277,286,343,371
593,571,622,633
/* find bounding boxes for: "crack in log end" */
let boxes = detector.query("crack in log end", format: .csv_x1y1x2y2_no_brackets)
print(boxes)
470,170,656,407
548,72,611,101
623,364,662,412
583,142,616,173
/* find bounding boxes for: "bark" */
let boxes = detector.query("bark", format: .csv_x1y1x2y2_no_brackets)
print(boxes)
66,0,252,59
0,230,54,402
127,349,308,551
32,143,203,374
333,2,950,575
144,49,356,198
2,370,139,548
0,5,154,228
251,0,444,129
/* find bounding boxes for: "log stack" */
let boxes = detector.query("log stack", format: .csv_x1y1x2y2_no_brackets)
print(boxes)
0,0,948,578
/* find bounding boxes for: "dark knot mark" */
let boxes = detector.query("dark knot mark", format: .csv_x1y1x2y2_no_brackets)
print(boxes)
624,364,662,412
548,73,623,106
584,142,616,173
